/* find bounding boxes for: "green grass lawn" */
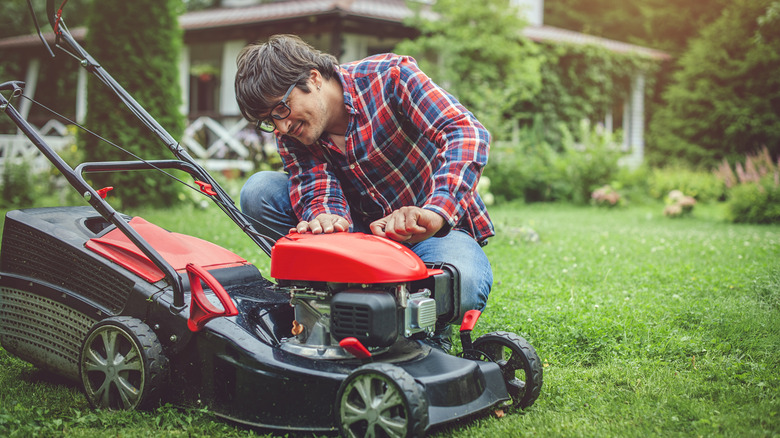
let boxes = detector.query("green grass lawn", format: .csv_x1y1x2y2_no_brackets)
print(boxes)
0,200,778,437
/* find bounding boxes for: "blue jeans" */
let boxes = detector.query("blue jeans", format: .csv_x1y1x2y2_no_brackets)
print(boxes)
240,171,493,318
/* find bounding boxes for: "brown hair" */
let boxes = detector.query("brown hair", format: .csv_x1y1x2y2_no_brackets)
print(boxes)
234,34,338,122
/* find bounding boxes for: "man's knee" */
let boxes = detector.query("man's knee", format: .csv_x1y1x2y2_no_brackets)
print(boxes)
458,261,492,315
411,231,493,317
240,171,289,217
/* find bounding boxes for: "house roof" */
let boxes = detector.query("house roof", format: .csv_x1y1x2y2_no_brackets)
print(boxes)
523,25,671,60
0,27,86,50
0,0,669,60
179,0,424,30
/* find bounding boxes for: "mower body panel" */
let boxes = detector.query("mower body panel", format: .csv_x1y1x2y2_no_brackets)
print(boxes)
0,206,510,432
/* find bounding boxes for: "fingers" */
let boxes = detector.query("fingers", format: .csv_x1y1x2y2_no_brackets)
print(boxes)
290,215,349,235
370,207,434,242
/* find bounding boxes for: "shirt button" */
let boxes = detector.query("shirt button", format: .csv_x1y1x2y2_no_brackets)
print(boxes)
349,164,355,170
453,215,458,221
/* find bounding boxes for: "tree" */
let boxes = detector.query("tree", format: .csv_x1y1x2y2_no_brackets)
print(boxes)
82,0,185,208
396,0,543,141
543,0,729,56
647,0,780,167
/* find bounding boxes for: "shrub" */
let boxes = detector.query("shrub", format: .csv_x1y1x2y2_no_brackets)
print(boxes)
484,135,562,203
484,121,623,205
714,146,780,224
649,166,726,203
612,164,653,205
557,120,622,204
1,161,40,208
725,181,780,223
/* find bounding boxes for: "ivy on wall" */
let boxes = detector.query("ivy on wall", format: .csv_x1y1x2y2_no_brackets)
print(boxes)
521,42,658,149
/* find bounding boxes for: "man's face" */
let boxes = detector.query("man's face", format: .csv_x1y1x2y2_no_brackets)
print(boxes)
267,79,328,146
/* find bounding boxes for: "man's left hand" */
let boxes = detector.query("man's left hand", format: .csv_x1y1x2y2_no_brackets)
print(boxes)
370,206,445,244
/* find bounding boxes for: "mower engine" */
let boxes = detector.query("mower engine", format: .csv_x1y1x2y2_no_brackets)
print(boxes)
270,232,459,359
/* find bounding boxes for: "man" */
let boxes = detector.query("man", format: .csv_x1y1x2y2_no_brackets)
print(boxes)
234,34,493,351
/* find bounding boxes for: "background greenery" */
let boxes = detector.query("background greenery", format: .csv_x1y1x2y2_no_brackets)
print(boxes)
81,0,185,209
544,0,780,168
397,0,657,149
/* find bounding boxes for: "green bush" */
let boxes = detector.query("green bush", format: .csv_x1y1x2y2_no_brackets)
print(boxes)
725,179,780,224
486,141,559,203
0,161,38,208
612,164,653,205
484,121,623,205
714,146,780,224
557,121,622,204
648,166,726,203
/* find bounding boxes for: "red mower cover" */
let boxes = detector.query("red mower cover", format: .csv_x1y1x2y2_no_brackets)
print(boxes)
271,232,442,284
86,217,248,283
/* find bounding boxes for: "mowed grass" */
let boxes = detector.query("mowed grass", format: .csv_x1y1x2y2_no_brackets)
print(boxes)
0,200,778,437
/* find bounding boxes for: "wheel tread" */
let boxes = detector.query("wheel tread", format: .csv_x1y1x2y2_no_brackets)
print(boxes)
474,330,543,409
80,316,169,410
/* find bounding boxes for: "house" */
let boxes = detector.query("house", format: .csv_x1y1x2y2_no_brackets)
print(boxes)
0,0,668,172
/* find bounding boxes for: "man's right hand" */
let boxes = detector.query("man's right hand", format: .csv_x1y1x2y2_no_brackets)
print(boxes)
291,214,349,235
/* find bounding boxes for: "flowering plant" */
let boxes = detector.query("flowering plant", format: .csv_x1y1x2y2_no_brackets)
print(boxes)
590,184,621,207
663,189,697,217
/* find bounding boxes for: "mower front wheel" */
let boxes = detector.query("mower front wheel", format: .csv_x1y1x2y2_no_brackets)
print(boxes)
472,331,543,410
79,316,169,410
336,363,428,438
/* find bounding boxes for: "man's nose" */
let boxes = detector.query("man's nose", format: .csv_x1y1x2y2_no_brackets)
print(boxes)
276,118,292,134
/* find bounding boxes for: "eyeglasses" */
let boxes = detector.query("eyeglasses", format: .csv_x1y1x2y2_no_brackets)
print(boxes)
255,83,296,133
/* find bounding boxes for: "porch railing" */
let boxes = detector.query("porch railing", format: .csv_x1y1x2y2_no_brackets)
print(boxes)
0,116,272,179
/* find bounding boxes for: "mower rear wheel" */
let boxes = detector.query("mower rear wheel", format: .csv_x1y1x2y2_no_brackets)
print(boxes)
336,363,428,438
473,331,542,409
79,316,168,410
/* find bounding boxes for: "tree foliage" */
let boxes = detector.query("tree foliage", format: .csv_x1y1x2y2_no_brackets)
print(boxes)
0,0,90,39
397,0,655,148
83,0,185,208
544,0,730,55
396,0,543,141
647,0,780,167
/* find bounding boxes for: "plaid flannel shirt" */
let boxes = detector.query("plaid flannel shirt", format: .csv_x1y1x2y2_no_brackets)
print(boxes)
276,54,494,242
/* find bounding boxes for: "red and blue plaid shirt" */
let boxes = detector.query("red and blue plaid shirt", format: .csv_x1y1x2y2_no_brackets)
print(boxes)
276,54,494,242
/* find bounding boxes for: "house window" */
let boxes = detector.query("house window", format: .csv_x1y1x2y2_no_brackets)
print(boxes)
188,43,223,115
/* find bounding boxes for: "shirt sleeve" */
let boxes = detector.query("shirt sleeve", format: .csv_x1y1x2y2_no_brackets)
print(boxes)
276,137,352,224
390,57,491,230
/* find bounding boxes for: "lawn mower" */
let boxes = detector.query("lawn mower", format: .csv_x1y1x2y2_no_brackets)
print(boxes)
0,1,542,436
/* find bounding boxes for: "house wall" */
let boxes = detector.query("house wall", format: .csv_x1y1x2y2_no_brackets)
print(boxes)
512,0,544,26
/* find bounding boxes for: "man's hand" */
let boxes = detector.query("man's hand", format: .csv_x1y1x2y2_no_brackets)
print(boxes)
370,206,445,244
291,214,349,234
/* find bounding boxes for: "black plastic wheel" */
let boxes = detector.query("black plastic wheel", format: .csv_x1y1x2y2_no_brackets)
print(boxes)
336,363,428,438
79,316,169,410
472,331,543,409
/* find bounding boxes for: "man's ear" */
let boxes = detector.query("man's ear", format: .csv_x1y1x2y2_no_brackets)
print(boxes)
309,69,322,89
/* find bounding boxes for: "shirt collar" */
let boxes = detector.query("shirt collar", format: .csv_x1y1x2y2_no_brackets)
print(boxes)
336,65,358,134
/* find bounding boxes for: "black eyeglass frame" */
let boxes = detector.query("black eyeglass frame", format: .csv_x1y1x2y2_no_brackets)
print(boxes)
255,83,297,133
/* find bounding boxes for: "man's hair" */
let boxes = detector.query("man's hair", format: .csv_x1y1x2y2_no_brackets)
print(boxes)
235,34,338,122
